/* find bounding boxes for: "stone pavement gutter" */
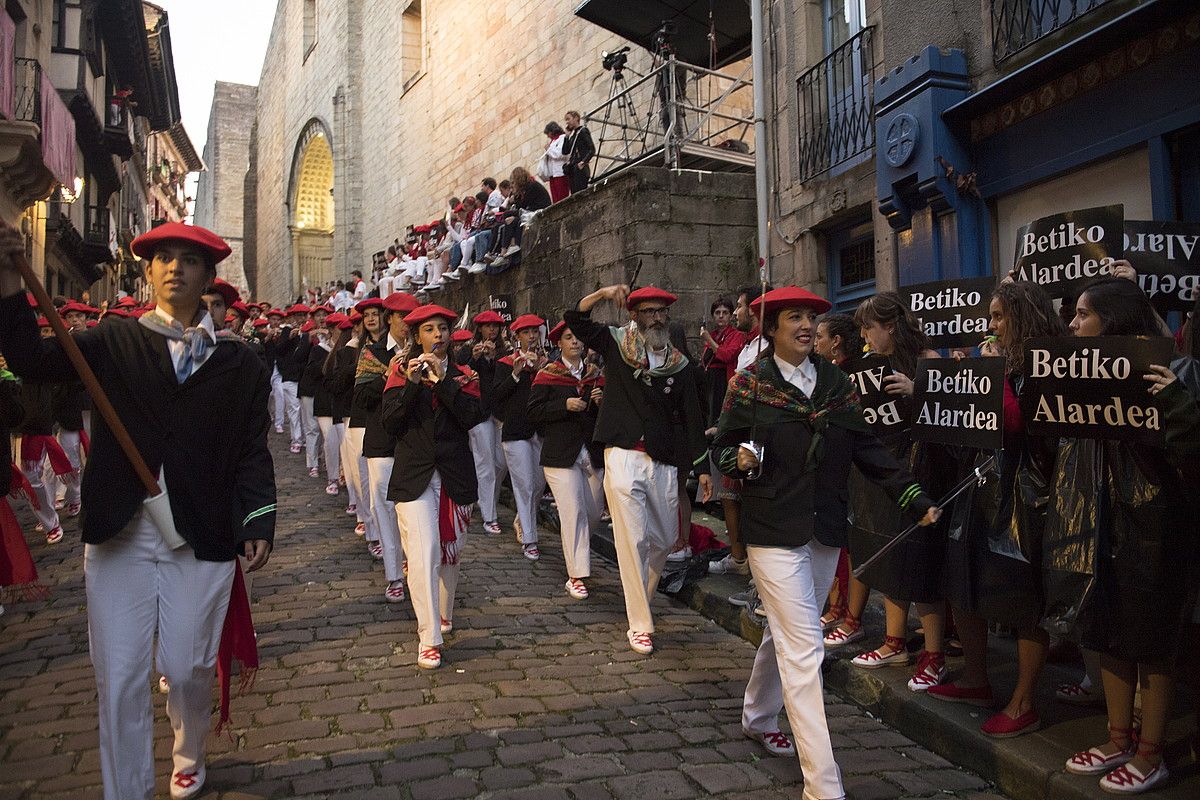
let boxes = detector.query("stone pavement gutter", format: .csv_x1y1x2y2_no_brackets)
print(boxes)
527,497,1199,800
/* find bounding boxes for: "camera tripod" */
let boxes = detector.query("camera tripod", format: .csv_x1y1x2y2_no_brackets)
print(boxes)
596,66,648,167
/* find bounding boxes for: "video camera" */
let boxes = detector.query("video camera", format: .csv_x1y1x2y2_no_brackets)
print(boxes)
652,20,677,56
601,45,630,72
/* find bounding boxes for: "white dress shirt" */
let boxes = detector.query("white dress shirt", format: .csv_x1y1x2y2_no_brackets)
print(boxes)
737,335,767,372
154,307,216,381
773,354,817,398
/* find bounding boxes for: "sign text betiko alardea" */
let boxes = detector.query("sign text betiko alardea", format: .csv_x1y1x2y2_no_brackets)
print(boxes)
911,357,1006,450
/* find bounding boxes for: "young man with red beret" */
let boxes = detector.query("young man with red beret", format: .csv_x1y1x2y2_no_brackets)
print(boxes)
356,291,419,601
465,310,510,535
493,313,548,560
343,297,387,556
563,284,712,654
0,219,275,800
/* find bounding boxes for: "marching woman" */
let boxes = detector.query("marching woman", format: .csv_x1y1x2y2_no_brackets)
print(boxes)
326,313,365,527
381,304,483,669
928,281,1066,737
465,310,510,534
343,299,387,555
493,314,548,560
312,313,348,496
1050,278,1198,794
830,292,953,694
528,321,604,599
712,286,940,800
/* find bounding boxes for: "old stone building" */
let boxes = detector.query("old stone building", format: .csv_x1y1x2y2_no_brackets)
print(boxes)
194,80,256,295
243,0,666,304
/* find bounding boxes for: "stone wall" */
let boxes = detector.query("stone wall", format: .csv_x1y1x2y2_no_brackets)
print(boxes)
193,81,257,295
433,167,757,331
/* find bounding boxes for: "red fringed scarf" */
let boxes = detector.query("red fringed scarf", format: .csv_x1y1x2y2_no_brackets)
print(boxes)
20,435,76,476
438,488,471,565
214,561,257,736
0,494,48,603
532,359,605,390
383,360,482,406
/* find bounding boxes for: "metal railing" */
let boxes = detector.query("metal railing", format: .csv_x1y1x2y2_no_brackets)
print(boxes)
796,27,877,183
583,55,755,182
13,57,41,125
991,0,1111,64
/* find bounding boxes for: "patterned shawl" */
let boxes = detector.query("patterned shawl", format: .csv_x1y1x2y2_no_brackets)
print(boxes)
609,321,687,384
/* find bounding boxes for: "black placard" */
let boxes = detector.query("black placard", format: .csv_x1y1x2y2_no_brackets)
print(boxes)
1123,219,1200,312
911,357,1005,449
488,294,515,324
902,277,996,350
845,354,908,434
1020,336,1175,446
1013,205,1124,298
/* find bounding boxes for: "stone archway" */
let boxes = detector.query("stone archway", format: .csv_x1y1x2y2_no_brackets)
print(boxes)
288,120,335,300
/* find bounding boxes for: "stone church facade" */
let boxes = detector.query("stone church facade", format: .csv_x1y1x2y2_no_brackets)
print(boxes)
244,0,641,304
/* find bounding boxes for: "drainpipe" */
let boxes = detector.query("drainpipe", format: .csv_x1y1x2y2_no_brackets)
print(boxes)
749,0,771,284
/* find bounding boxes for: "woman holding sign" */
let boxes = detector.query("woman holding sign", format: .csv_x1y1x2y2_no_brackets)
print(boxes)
929,281,1066,737
829,293,953,695
1049,278,1196,794
712,286,940,800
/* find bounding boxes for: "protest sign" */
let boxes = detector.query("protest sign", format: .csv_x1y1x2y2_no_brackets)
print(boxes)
845,354,908,434
902,277,996,350
488,294,515,325
1020,336,1175,446
911,357,1005,449
1123,219,1200,312
1013,205,1123,298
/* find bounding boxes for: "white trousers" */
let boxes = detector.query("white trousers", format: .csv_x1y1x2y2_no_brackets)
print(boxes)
395,472,465,648
603,447,678,633
20,453,62,532
56,428,84,505
745,541,844,800
299,397,320,469
543,447,602,579
341,426,376,540
502,436,545,544
82,409,92,439
366,457,405,582
469,419,507,522
270,366,284,427
316,417,343,483
280,381,302,445
86,511,235,800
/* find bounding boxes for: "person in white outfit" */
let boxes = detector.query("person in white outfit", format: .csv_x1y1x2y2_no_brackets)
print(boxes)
463,310,510,535
711,286,940,800
528,322,604,599
380,303,483,670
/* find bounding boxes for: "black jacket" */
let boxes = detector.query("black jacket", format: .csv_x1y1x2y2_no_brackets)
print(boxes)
381,362,483,504
273,329,303,382
18,381,54,435
357,337,399,459
325,343,358,422
493,356,537,441
348,334,385,428
0,293,276,561
0,377,21,494
564,126,595,169
713,356,932,549
562,306,709,476
293,335,317,396
527,364,600,468
307,343,335,417
516,181,551,213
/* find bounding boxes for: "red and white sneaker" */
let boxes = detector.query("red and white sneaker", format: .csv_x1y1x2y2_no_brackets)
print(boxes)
289,442,302,454
368,542,383,559
851,638,909,669
627,630,654,655
384,580,405,603
1100,760,1169,794
483,520,502,535
417,646,442,669
308,466,319,478
440,618,453,634
274,425,284,434
744,729,796,756
325,481,339,495
823,620,865,648
345,503,357,516
45,527,64,545
1066,742,1135,776
354,522,365,536
522,543,540,561
65,502,81,517
169,766,205,800
906,651,947,692
565,578,589,600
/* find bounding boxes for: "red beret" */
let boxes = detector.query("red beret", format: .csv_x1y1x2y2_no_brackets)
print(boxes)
286,303,311,315
130,221,232,264
104,308,131,318
750,286,831,315
548,321,568,344
266,308,285,318
450,329,474,342
403,304,458,327
472,310,505,325
205,278,241,308
36,316,50,327
509,314,544,333
231,301,250,317
86,319,98,328
382,292,420,314
60,301,91,315
626,286,678,310
348,310,363,325
324,312,349,326
116,297,138,308
225,313,237,324
312,304,334,314
355,298,384,312
246,302,263,311
300,320,315,333
251,318,269,328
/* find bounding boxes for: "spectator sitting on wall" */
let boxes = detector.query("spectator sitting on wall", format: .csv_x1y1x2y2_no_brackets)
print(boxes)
538,122,571,204
490,167,551,271
564,110,596,195
482,178,504,211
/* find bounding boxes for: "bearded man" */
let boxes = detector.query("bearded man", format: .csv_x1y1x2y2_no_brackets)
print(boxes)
563,284,711,655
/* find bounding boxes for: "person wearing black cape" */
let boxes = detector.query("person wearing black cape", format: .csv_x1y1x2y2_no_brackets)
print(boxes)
712,286,939,800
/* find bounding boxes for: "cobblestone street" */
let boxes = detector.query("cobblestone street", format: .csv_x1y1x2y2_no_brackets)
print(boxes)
0,435,1008,800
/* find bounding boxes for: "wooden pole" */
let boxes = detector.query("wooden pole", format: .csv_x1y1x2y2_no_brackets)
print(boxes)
13,254,162,497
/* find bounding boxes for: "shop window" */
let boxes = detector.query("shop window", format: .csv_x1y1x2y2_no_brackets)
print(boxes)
828,218,876,311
